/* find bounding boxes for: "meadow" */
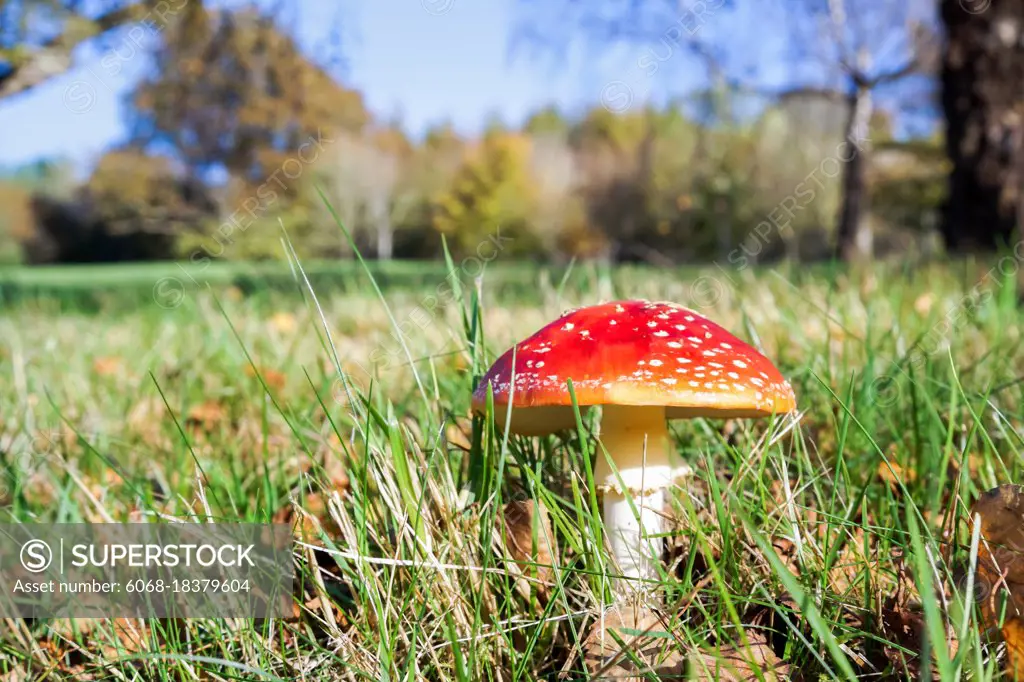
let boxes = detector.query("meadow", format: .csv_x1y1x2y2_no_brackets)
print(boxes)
2,252,1024,680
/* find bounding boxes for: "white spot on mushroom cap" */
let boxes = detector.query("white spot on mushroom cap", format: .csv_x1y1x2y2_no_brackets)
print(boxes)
562,322,575,331
649,359,663,367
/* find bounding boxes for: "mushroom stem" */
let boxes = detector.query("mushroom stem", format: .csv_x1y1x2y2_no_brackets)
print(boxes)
595,405,679,594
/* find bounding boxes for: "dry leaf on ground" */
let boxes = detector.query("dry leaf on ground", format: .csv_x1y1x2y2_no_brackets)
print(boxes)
270,311,297,333
92,356,122,376
582,605,684,680
690,632,792,681
878,460,917,490
244,364,287,390
501,498,557,602
445,416,473,452
186,400,228,431
969,484,1024,677
881,593,927,677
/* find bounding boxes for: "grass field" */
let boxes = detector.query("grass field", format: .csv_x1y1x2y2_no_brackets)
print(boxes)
2,249,1024,680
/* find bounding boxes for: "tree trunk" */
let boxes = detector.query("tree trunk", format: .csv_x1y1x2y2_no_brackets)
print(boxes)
835,86,873,262
940,0,1024,252
377,215,393,260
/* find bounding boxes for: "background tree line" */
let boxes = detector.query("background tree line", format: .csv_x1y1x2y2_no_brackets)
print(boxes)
0,0,1020,265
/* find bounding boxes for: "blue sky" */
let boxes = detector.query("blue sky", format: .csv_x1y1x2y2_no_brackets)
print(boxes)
0,0,931,173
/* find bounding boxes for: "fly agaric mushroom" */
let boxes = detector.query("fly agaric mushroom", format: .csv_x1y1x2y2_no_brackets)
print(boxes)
472,300,796,590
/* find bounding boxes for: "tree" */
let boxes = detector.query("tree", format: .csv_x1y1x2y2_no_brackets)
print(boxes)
1,0,348,105
0,0,162,100
940,0,1024,252
0,158,82,263
21,148,215,263
368,125,416,259
431,131,541,258
570,106,657,262
85,147,215,240
130,4,366,183
514,0,938,262
0,182,30,263
781,0,938,261
316,128,415,259
392,123,465,257
528,128,585,255
124,4,365,260
524,105,571,136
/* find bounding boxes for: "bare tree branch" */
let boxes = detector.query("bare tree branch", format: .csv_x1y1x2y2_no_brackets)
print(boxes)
0,2,152,100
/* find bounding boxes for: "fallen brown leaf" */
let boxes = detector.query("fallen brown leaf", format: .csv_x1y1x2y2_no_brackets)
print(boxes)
1005,618,1024,680
445,417,473,452
186,400,228,431
690,631,792,681
244,364,287,390
772,537,800,577
582,605,684,680
945,451,984,480
878,460,917,490
971,485,1024,596
881,593,927,678
502,499,557,602
878,548,962,678
270,311,297,333
92,356,122,376
914,293,934,315
275,491,342,543
968,484,1024,677
126,396,170,448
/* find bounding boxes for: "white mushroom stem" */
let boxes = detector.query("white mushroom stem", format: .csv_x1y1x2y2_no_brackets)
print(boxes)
595,405,686,595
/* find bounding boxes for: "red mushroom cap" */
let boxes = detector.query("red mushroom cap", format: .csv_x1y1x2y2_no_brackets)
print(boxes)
472,300,796,434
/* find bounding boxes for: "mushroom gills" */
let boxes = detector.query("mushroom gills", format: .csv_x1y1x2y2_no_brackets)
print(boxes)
594,405,689,587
